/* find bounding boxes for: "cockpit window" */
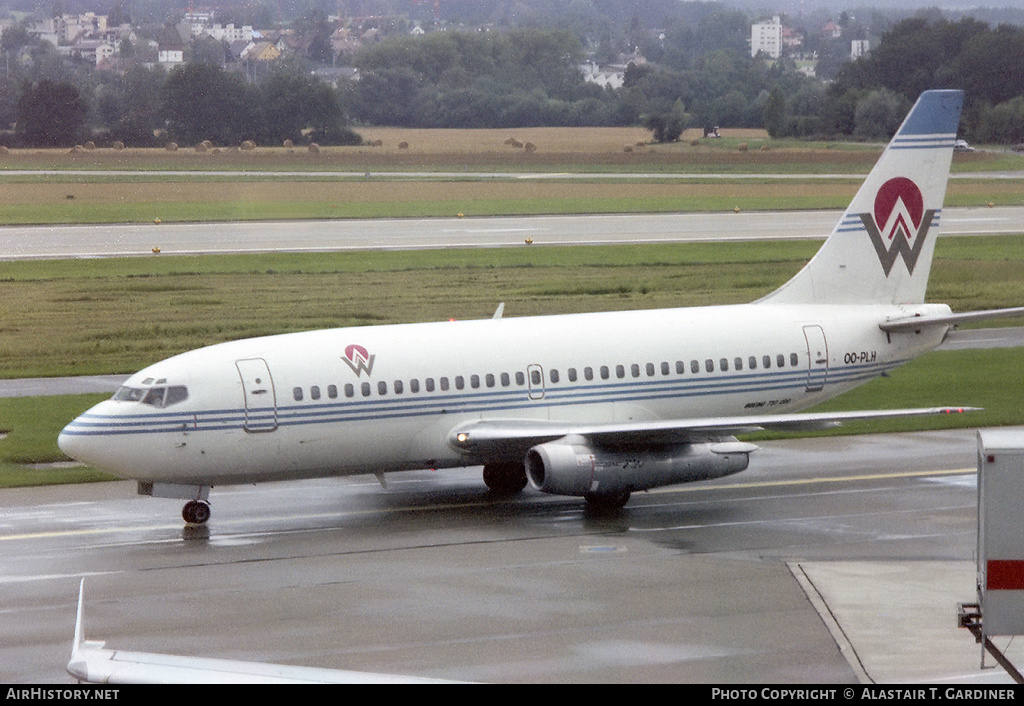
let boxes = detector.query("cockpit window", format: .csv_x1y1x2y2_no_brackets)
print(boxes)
113,385,188,408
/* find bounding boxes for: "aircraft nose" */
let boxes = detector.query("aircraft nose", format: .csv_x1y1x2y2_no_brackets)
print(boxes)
58,406,112,470
58,417,93,464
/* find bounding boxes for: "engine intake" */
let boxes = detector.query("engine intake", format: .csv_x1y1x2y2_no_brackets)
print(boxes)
525,437,754,498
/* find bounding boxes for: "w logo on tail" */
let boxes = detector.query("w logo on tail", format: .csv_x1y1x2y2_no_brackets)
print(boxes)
860,177,937,276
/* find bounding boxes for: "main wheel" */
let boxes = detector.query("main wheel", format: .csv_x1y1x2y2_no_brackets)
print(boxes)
482,462,528,495
182,499,211,524
584,489,631,509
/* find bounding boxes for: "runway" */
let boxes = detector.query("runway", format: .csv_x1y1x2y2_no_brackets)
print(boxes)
1,206,1023,260
0,428,1015,683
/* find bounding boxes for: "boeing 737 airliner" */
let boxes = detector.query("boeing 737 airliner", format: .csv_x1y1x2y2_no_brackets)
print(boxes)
59,90,1023,524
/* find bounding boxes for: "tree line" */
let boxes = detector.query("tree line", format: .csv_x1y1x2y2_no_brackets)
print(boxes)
6,14,1024,148
10,59,359,148
820,17,1024,143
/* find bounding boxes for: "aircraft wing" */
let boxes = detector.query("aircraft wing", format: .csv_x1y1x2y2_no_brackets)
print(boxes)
880,306,1024,333
448,406,978,455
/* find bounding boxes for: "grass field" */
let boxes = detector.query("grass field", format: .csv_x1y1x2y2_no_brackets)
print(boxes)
1,130,1022,487
0,130,1021,224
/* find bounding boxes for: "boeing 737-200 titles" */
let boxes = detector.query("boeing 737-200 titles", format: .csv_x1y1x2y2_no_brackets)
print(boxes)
59,90,1024,524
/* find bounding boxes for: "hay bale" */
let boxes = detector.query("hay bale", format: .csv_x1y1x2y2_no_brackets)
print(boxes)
240,140,257,151
308,143,320,153
0,145,10,155
523,142,536,152
283,139,294,148
369,139,383,147
194,142,207,152
84,141,95,150
112,141,124,150
504,137,523,148
398,141,409,149
623,145,633,153
165,142,178,151
737,143,749,152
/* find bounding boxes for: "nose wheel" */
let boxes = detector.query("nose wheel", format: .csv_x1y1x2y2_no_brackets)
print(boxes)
182,499,211,525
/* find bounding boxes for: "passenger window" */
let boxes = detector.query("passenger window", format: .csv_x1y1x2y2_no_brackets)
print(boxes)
691,360,699,374
410,379,420,393
393,380,403,394
777,354,785,368
361,382,371,397
791,353,799,366
705,359,714,373
663,362,672,375
763,355,771,369
486,374,495,388
345,383,354,398
311,386,321,400
584,367,594,381
378,381,387,395
600,366,609,380
440,377,450,391
631,364,640,378
515,372,525,385
426,378,435,392
749,356,757,369
616,365,625,379
470,375,480,389
646,363,655,377
735,357,743,371
293,387,303,401
550,369,559,383
455,376,465,390
328,385,337,399
500,373,510,387
568,368,577,382
530,369,542,385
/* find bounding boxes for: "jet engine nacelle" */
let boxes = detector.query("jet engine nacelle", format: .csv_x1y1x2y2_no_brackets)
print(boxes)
525,436,755,498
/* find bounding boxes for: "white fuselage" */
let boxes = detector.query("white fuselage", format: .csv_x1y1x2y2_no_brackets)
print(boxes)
58,301,949,486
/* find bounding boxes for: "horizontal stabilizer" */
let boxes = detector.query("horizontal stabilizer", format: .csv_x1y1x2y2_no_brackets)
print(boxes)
880,306,1024,333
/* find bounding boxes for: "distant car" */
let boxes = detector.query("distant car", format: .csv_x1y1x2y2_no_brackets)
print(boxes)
954,139,975,152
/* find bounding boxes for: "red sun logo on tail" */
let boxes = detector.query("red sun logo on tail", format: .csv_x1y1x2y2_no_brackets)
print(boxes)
860,177,936,276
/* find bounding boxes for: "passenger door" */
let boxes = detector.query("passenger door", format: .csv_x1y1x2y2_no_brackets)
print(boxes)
236,358,278,432
802,325,829,392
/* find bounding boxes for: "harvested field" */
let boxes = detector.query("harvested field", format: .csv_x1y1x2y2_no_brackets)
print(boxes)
0,179,865,206
0,126,884,173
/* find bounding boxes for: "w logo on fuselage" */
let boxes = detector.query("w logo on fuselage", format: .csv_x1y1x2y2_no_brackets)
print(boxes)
859,177,937,276
342,344,375,377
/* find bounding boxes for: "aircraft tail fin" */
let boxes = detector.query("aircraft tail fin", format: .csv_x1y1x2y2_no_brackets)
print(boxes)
759,90,963,306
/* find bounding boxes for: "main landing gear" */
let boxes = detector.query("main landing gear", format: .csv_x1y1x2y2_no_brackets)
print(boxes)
482,462,528,495
182,499,211,525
